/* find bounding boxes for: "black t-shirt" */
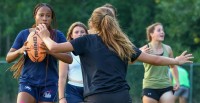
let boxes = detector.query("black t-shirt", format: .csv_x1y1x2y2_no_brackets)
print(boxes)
70,34,141,97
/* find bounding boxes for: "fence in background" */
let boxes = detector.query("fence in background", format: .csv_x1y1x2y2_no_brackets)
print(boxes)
0,61,199,103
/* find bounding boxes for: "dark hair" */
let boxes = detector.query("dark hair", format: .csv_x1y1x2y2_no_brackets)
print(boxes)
32,3,57,41
32,3,57,29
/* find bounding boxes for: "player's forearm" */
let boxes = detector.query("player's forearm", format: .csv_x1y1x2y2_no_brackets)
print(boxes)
50,52,72,64
171,66,179,84
58,78,67,99
6,49,22,63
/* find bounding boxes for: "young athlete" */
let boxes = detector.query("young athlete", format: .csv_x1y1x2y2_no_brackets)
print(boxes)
36,7,193,103
58,22,88,103
6,3,72,103
141,22,180,103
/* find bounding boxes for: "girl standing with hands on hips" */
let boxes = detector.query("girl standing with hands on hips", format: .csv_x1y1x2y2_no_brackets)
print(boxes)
36,7,193,103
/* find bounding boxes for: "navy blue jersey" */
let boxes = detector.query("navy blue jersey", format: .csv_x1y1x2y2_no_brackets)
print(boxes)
12,29,66,86
70,34,141,97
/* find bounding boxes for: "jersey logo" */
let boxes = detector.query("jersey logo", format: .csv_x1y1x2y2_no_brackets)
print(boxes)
43,91,52,98
24,86,31,91
148,93,152,95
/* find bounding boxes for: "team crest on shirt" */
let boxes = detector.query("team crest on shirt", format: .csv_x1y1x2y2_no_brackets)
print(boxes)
43,91,52,98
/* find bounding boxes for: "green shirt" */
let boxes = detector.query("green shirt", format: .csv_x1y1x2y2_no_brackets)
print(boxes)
170,66,190,87
143,43,171,89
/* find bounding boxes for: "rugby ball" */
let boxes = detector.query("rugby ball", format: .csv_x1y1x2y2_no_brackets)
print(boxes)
26,31,46,62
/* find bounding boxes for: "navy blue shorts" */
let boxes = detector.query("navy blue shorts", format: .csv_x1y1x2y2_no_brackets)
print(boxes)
19,83,58,102
65,83,84,103
142,86,173,101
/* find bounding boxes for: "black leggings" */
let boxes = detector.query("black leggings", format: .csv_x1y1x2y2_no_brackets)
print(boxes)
83,90,132,103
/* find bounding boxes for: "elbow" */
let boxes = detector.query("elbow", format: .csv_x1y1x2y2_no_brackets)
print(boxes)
68,56,73,64
6,59,10,63
64,55,73,64
60,54,73,64
69,60,73,64
6,57,12,63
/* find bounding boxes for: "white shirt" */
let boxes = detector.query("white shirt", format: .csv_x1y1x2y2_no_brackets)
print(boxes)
68,53,83,87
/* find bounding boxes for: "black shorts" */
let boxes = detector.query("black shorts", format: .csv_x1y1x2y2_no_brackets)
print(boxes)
142,86,173,101
83,90,132,103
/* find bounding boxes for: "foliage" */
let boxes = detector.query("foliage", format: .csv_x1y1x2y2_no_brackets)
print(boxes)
0,0,199,62
154,0,200,62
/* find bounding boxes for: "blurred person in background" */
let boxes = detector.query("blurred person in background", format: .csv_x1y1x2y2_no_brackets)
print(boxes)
170,66,190,103
58,22,88,103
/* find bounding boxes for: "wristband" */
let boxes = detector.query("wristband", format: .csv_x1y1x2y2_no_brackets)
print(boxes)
59,97,65,101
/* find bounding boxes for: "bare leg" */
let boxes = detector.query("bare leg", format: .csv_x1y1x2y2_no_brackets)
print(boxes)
17,92,36,103
159,91,175,103
179,97,187,103
143,96,158,103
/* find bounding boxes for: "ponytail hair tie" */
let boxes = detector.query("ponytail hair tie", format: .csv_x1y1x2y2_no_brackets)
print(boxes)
103,14,108,18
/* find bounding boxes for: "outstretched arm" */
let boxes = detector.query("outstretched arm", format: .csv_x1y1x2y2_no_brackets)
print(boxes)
36,24,74,53
40,42,73,63
137,51,193,65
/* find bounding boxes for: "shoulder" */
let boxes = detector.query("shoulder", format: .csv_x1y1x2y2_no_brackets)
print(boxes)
19,29,29,34
70,35,98,53
141,44,149,48
71,34,96,43
17,29,30,38
162,43,173,57
53,29,66,42
84,34,97,38
76,34,99,42
29,28,35,32
162,43,172,52
55,29,64,35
